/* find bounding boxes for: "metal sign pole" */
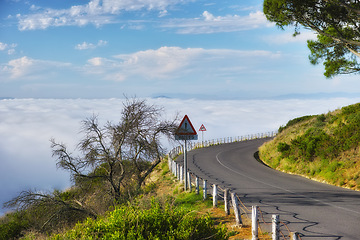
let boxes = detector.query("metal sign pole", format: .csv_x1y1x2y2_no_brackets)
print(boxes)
202,131,204,146
184,139,187,191
175,115,198,192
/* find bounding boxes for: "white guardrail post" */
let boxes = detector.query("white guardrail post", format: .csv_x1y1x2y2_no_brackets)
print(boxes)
272,214,280,240
212,184,218,208
231,192,242,225
252,206,259,240
203,180,207,200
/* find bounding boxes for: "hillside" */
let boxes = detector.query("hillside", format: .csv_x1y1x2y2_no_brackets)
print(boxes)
1,157,270,240
259,102,360,190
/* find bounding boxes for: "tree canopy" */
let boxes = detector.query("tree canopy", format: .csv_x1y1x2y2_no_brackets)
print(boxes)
263,0,360,77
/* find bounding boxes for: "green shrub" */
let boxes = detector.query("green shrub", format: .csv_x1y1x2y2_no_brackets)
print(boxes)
278,115,314,133
341,103,360,115
277,142,290,155
52,200,228,240
0,212,29,240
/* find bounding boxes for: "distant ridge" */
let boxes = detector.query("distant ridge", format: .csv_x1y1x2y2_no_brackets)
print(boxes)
0,97,15,100
152,95,173,99
271,92,360,100
151,92,360,100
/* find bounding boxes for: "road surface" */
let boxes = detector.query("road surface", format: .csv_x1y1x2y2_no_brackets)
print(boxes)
178,138,360,239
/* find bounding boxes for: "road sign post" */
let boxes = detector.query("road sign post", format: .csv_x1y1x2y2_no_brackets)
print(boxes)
199,124,206,146
175,115,198,191
184,139,188,189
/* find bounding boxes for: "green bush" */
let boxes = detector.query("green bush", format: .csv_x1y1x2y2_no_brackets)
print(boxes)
0,212,29,240
277,142,290,153
52,200,228,240
289,128,335,161
278,115,314,133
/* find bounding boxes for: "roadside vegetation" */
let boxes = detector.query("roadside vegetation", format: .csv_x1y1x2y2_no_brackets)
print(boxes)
260,102,360,190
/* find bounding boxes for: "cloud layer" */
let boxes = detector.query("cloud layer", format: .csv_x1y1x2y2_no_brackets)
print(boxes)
1,57,71,80
16,0,192,30
15,0,272,35
162,10,274,34
1,97,360,215
1,46,282,84
85,46,282,81
75,40,108,50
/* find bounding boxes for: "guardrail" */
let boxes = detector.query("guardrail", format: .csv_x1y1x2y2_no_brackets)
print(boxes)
167,131,303,240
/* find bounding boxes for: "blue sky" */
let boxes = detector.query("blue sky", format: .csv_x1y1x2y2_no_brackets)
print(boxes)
1,0,359,99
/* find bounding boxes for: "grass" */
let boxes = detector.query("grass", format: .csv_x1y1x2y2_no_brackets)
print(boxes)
259,102,360,191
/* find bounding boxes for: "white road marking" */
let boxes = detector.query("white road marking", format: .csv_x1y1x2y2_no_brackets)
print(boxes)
215,150,360,215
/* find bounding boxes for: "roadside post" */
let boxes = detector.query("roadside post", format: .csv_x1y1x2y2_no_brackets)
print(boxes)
175,115,198,191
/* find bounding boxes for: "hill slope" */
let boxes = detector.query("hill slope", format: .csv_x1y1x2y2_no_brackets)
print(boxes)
259,102,360,190
3,159,267,240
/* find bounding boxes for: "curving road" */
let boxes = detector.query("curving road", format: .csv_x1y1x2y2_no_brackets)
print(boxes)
179,138,360,239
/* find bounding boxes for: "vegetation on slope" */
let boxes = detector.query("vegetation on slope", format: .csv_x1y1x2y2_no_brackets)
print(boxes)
50,199,228,240
1,159,232,240
260,102,360,190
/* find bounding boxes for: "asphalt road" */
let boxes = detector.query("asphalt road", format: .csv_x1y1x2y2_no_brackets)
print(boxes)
179,138,360,239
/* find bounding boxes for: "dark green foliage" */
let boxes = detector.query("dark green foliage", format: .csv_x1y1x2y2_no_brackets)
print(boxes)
290,128,335,161
277,142,290,157
278,115,314,132
277,103,360,163
308,27,360,78
0,212,29,240
52,200,228,240
341,102,360,115
263,0,360,78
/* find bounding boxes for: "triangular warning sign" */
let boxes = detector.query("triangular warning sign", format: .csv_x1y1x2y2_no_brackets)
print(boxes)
175,115,197,135
199,124,206,131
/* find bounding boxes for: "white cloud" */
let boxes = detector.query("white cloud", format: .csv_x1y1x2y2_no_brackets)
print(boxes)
6,56,34,78
265,30,318,44
17,0,192,30
1,97,360,215
0,42,17,55
1,56,71,80
83,46,281,81
75,40,108,50
114,46,203,77
161,10,274,34
88,57,105,66
0,42,7,51
82,46,201,80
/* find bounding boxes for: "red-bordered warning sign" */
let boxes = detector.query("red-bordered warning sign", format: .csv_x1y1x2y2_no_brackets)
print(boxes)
199,124,206,132
175,115,197,135
175,115,198,140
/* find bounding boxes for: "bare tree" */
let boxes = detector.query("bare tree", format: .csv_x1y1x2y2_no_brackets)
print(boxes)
51,98,177,203
3,98,177,235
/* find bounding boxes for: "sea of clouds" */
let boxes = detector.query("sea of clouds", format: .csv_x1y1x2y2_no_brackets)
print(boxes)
1,97,360,216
